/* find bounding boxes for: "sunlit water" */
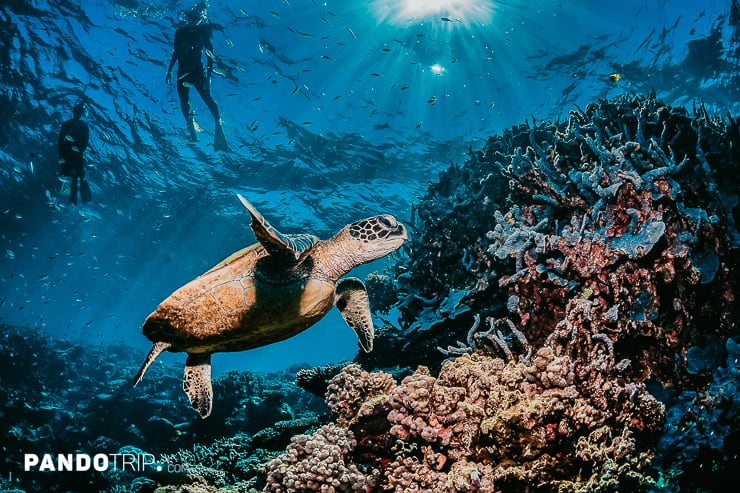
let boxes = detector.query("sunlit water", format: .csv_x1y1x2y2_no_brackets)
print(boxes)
1,0,737,372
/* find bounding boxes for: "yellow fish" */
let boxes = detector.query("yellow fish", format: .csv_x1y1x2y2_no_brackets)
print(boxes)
609,73,621,82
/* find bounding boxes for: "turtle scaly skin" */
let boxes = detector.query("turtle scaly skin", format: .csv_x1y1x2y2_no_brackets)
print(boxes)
133,194,407,418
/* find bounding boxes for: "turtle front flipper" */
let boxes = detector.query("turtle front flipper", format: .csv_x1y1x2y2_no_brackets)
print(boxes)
183,353,213,419
236,194,318,260
334,277,374,352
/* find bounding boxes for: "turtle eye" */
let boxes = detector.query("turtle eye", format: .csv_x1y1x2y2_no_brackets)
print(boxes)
378,215,394,229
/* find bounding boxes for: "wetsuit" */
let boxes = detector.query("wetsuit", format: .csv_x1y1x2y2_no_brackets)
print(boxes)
58,116,91,204
167,23,225,147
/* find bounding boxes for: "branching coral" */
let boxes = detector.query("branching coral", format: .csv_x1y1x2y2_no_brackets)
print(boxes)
381,93,738,386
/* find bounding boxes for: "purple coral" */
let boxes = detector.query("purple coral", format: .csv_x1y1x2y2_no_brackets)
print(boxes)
382,93,738,387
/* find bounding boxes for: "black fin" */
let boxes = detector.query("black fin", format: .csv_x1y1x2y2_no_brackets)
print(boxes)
80,179,91,203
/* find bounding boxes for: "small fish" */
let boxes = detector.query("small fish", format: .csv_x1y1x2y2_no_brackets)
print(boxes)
291,86,300,95
205,49,215,59
64,135,75,142
382,47,391,53
182,82,193,88
371,73,383,77
270,11,280,18
212,67,226,77
288,27,313,37
441,17,451,22
178,72,191,80
609,73,621,82
321,55,331,60
226,38,234,47
240,8,249,16
347,27,357,39
302,121,312,126
401,86,409,90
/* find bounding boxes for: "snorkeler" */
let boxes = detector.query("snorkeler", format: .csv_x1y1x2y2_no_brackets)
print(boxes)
165,1,229,152
58,100,92,204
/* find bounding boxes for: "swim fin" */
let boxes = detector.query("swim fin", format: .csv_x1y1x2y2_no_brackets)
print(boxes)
187,119,198,142
69,178,78,204
214,123,229,152
80,179,92,203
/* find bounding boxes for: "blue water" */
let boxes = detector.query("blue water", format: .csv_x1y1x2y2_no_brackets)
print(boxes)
1,0,738,373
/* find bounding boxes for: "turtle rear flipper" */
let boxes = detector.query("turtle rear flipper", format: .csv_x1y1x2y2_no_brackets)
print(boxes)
133,342,171,386
334,277,374,352
184,353,213,418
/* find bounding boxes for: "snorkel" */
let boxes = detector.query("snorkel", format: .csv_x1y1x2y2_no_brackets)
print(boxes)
180,1,208,26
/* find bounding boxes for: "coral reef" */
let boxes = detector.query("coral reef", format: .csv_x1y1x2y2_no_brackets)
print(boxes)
296,363,347,398
374,93,738,386
653,337,740,491
264,322,665,492
3,94,737,493
263,424,370,492
265,94,738,493
0,323,325,493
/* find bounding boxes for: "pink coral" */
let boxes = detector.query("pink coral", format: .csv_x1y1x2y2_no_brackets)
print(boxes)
263,424,370,493
325,363,395,427
270,322,664,492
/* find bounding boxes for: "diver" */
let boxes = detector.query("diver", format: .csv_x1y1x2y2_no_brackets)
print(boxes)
58,100,92,204
165,1,228,151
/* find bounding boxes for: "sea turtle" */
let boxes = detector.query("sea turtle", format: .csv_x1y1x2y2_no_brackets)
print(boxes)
133,194,407,418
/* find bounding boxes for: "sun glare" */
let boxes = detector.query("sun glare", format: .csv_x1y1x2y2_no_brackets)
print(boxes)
430,63,445,75
372,0,495,25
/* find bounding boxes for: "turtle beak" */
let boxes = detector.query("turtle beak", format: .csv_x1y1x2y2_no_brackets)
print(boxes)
393,222,408,242
379,214,408,241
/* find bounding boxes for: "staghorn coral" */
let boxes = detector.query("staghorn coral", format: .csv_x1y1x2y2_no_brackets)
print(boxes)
379,93,738,387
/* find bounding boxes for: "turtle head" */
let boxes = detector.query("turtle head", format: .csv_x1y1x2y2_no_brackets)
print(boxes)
345,214,408,262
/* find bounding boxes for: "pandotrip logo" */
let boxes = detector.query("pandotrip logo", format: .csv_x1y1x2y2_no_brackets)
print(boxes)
24,453,163,473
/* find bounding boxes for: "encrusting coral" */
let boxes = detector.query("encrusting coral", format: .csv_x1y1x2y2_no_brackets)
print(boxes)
263,320,665,492
263,424,369,493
